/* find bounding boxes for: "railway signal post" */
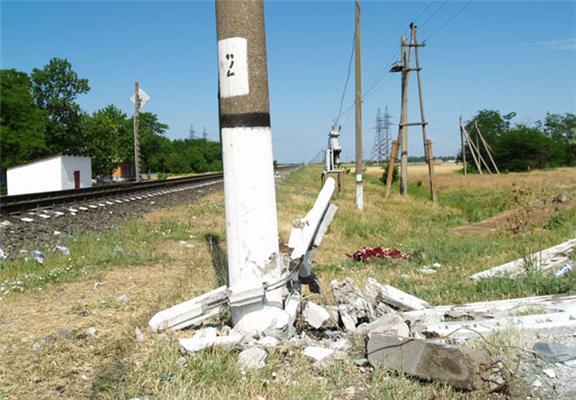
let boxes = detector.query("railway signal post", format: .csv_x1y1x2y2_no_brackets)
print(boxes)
215,0,285,327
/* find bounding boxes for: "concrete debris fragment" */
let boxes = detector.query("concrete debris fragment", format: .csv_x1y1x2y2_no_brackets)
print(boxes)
179,334,243,354
359,314,410,337
419,267,437,275
53,245,70,255
53,230,61,236
331,278,374,331
257,336,280,348
303,346,335,362
470,238,576,280
347,247,409,262
0,249,8,262
87,326,97,337
533,341,576,363
21,217,34,223
31,250,45,264
303,302,332,329
533,379,543,388
364,277,430,311
0,220,12,227
367,333,503,391
238,347,267,370
192,327,218,341
542,368,556,378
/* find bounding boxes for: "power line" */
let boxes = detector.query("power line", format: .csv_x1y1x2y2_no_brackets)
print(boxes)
419,0,451,28
335,31,356,124
423,0,475,42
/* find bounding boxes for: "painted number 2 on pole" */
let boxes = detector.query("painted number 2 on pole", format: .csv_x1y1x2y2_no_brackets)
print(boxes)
218,37,249,98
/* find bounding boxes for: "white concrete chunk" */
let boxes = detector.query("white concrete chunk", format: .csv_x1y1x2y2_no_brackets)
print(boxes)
303,302,331,329
365,278,430,311
303,346,335,362
238,347,267,370
179,334,243,353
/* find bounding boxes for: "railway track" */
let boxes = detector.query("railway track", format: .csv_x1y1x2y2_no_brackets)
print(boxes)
0,173,224,216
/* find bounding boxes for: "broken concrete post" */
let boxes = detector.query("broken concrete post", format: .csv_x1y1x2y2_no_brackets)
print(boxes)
364,278,430,311
149,286,228,332
179,334,243,354
216,0,284,325
331,278,374,331
238,347,267,370
358,314,409,337
367,333,499,391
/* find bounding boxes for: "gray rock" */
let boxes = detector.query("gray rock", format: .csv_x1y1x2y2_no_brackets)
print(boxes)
57,329,71,338
238,347,267,370
533,341,576,363
367,333,500,391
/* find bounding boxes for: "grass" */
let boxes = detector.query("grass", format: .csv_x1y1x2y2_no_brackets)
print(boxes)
0,164,575,399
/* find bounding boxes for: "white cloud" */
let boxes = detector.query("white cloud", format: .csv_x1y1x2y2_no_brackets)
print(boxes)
521,38,576,51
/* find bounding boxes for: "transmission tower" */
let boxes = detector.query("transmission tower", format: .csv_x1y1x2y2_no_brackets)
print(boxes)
371,106,392,163
202,126,208,140
189,124,196,140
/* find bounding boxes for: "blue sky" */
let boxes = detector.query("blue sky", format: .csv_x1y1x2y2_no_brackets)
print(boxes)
2,0,575,163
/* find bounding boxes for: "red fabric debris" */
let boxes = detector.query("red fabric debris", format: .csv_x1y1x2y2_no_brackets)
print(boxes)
347,247,410,262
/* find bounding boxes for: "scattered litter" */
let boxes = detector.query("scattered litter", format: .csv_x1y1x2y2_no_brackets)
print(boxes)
117,294,129,303
86,326,97,337
432,262,442,269
0,220,12,227
347,247,409,262
135,327,145,342
238,347,267,370
419,267,437,275
31,250,45,264
94,282,105,289
32,341,45,352
53,230,61,236
53,245,70,255
0,249,8,262
554,262,574,278
542,368,556,378
533,341,576,363
21,217,34,223
112,246,125,255
178,240,195,249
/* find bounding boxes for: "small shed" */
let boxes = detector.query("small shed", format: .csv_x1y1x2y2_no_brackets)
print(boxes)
7,154,92,196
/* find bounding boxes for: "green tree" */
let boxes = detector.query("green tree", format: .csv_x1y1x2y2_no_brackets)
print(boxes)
0,69,47,170
31,58,90,153
82,105,130,176
538,113,576,166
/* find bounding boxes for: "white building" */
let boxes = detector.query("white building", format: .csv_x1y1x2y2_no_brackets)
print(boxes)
7,154,92,196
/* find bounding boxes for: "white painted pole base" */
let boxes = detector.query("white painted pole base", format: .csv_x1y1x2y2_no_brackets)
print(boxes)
221,126,283,324
355,178,364,210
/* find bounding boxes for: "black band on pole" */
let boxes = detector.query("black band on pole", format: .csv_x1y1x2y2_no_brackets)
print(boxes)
220,112,271,128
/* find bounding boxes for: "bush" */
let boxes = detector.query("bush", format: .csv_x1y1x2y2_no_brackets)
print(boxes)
380,162,398,184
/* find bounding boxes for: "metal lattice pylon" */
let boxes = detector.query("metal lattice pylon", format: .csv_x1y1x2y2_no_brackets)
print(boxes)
371,106,392,163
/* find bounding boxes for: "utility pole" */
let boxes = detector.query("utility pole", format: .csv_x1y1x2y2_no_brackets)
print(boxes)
354,0,363,210
202,126,208,140
133,82,141,182
189,124,196,140
460,117,467,175
215,0,284,326
399,34,413,196
411,24,436,202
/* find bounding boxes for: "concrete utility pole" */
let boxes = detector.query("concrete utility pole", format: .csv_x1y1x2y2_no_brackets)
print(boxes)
399,35,413,196
133,82,141,182
355,0,363,210
215,0,283,325
460,117,467,175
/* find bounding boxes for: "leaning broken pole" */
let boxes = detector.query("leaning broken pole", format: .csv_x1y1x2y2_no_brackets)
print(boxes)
149,0,338,338
215,0,283,325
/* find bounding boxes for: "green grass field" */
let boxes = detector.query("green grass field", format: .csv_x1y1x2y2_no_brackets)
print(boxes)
1,165,575,399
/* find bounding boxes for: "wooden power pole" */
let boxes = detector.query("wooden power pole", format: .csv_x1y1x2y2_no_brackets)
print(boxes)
460,117,467,175
215,0,283,326
133,82,141,182
355,0,364,210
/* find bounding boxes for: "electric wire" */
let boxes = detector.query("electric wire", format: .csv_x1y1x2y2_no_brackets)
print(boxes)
419,0,451,28
334,31,356,124
423,0,475,42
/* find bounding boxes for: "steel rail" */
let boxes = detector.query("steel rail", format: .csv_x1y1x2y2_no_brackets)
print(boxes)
0,173,223,214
